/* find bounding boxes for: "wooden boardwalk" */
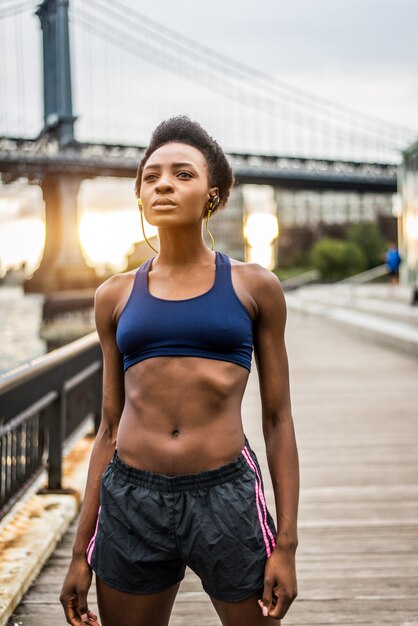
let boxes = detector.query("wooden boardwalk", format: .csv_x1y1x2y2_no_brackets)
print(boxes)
8,309,418,625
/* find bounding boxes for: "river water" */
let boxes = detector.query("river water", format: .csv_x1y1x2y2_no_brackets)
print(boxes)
0,285,47,376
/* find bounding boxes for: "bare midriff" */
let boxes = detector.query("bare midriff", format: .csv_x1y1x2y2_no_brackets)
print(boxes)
116,355,250,476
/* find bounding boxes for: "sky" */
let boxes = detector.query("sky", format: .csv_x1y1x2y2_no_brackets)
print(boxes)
139,0,418,124
109,0,418,129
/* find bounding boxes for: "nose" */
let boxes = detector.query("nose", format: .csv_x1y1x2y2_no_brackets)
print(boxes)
155,173,174,194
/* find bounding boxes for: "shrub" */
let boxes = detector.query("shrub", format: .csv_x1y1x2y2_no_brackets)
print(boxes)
310,237,367,281
346,222,386,269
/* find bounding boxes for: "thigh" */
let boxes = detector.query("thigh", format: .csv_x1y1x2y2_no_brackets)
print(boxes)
211,592,280,626
96,575,180,626
182,453,276,602
90,465,185,595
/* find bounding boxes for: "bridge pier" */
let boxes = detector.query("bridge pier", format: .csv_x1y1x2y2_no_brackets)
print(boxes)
25,174,100,293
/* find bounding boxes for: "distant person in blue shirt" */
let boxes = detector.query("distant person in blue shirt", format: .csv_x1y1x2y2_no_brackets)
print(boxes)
385,242,402,285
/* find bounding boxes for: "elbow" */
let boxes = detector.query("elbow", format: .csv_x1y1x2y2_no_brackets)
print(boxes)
263,408,293,429
97,419,119,446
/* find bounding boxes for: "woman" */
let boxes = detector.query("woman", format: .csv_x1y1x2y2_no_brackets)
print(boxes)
60,116,299,626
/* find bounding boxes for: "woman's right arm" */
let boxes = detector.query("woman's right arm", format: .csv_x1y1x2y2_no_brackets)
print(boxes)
60,277,125,626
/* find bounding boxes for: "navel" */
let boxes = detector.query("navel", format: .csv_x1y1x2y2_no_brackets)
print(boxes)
171,428,180,438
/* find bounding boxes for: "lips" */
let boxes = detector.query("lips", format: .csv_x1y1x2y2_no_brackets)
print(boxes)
152,199,176,207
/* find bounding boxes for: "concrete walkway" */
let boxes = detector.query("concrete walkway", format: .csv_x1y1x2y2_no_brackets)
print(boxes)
286,283,418,358
6,308,418,625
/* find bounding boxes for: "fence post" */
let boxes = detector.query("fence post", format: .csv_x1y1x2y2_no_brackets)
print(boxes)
47,389,65,490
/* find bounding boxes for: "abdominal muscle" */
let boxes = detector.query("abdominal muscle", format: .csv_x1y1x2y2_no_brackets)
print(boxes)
116,355,250,476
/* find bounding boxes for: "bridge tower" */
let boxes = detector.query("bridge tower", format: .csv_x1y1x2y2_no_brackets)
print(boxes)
25,0,99,293
36,0,76,147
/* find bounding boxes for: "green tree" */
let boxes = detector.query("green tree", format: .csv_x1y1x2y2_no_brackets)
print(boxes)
346,222,386,269
310,237,367,281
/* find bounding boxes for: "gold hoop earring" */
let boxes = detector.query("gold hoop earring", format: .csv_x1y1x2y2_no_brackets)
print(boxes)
138,198,158,253
205,203,215,251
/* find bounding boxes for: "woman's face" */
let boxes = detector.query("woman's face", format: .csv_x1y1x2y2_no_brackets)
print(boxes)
140,142,218,227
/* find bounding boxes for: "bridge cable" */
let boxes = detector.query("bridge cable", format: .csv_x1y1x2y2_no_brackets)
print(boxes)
0,1,37,20
70,10,398,156
15,8,26,135
75,0,416,145
71,2,413,154
69,9,405,156
0,11,6,132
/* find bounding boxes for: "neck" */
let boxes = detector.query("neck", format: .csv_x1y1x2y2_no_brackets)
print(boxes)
152,223,215,268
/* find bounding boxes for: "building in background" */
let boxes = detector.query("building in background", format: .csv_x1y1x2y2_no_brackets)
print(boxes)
203,186,246,261
125,184,398,272
399,139,418,285
126,186,247,267
274,188,396,268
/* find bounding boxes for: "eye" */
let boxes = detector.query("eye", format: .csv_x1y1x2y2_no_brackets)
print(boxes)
143,173,157,182
177,171,193,179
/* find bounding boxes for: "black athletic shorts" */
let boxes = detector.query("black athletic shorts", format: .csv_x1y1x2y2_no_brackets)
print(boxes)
87,438,277,602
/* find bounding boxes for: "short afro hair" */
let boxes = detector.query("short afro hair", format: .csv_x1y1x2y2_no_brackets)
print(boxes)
135,115,235,214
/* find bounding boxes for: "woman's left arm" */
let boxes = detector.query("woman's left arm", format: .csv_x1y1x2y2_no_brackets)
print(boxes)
252,266,299,620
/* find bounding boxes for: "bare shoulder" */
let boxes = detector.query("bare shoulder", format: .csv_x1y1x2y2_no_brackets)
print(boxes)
94,269,136,328
229,257,284,301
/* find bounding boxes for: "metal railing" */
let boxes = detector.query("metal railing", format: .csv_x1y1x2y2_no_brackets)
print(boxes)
337,263,389,285
281,269,321,291
0,332,102,519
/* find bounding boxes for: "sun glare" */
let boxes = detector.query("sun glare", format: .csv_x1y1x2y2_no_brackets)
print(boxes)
78,209,155,271
0,218,45,276
244,212,279,269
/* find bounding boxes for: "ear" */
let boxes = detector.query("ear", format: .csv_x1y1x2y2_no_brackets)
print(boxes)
203,187,221,218
208,186,220,200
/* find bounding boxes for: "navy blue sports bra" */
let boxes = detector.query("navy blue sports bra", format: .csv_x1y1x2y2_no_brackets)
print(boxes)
115,251,254,372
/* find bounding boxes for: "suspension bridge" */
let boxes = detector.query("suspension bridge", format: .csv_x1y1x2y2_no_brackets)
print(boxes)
0,0,416,291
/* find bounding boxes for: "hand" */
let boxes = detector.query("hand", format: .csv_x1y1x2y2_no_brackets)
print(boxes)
60,555,100,625
81,610,100,625
258,545,297,620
